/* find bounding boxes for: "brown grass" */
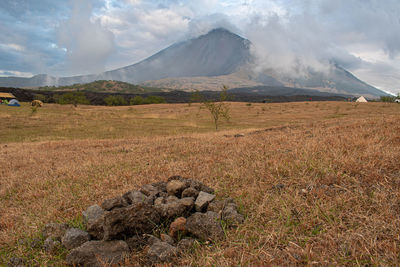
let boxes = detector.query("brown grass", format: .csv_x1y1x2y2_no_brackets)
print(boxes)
0,101,399,266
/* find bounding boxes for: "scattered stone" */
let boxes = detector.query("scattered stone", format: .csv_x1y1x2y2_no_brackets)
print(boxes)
103,203,160,240
42,223,69,241
66,240,129,267
126,235,147,251
160,233,175,245
7,257,26,267
166,180,187,196
147,235,161,246
154,197,193,219
43,237,61,254
177,238,196,253
101,196,128,211
86,214,105,240
181,187,199,198
180,197,195,210
222,203,245,226
147,241,178,264
187,179,214,194
123,190,152,205
169,217,187,239
186,211,225,241
140,184,160,197
151,181,168,193
82,204,104,223
207,198,235,213
61,228,90,250
195,191,216,212
234,133,245,138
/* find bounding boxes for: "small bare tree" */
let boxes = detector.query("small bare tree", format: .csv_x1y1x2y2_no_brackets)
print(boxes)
203,85,230,130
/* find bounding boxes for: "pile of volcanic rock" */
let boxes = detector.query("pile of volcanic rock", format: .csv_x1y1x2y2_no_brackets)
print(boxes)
41,176,244,266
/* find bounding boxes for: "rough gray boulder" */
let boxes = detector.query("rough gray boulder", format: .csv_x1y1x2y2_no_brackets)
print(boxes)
101,196,128,211
82,204,104,223
181,187,199,198
126,235,147,251
166,180,188,196
61,228,91,250
186,211,225,241
123,190,152,205
86,214,105,240
147,241,178,264
103,203,160,240
195,191,216,212
154,196,194,219
140,184,160,197
43,223,69,241
66,240,129,267
160,233,175,245
222,202,245,226
207,198,235,213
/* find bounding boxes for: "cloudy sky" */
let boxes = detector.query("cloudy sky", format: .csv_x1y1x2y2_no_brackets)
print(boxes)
0,0,399,94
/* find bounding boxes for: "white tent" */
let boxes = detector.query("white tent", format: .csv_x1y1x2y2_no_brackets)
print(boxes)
356,96,368,102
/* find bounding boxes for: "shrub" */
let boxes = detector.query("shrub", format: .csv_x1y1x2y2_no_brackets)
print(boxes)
104,95,128,106
56,92,89,107
130,95,165,105
130,96,143,105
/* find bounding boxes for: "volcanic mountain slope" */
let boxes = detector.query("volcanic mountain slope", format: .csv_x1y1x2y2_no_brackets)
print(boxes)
0,28,388,97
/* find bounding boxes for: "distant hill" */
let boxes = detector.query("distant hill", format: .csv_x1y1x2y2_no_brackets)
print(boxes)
0,28,388,98
36,80,169,94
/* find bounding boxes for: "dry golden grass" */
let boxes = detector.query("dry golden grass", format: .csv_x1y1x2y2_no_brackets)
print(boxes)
0,101,399,266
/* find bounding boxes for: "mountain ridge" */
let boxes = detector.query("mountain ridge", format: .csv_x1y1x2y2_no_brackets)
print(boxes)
0,28,388,97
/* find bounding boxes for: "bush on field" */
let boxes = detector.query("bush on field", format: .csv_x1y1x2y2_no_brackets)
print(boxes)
104,95,128,106
130,95,165,105
55,92,90,107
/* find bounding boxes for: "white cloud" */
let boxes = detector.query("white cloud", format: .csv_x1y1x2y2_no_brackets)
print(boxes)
0,70,33,77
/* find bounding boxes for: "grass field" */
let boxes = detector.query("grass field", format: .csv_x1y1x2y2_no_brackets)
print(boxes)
0,101,399,266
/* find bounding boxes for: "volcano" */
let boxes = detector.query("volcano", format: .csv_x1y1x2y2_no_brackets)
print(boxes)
0,28,388,97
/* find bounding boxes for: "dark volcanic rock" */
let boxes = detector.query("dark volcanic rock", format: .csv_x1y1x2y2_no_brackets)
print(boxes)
103,203,160,240
82,204,104,223
61,228,91,250
140,184,161,197
166,180,188,196
207,198,235,213
123,190,153,205
42,223,69,241
86,214,105,240
186,211,225,241
160,233,175,245
101,196,128,211
181,187,199,198
147,241,178,264
66,240,129,267
195,191,216,212
126,235,147,251
222,202,245,226
154,196,194,219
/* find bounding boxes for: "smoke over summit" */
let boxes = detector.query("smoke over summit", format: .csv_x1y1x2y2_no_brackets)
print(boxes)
57,0,115,75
